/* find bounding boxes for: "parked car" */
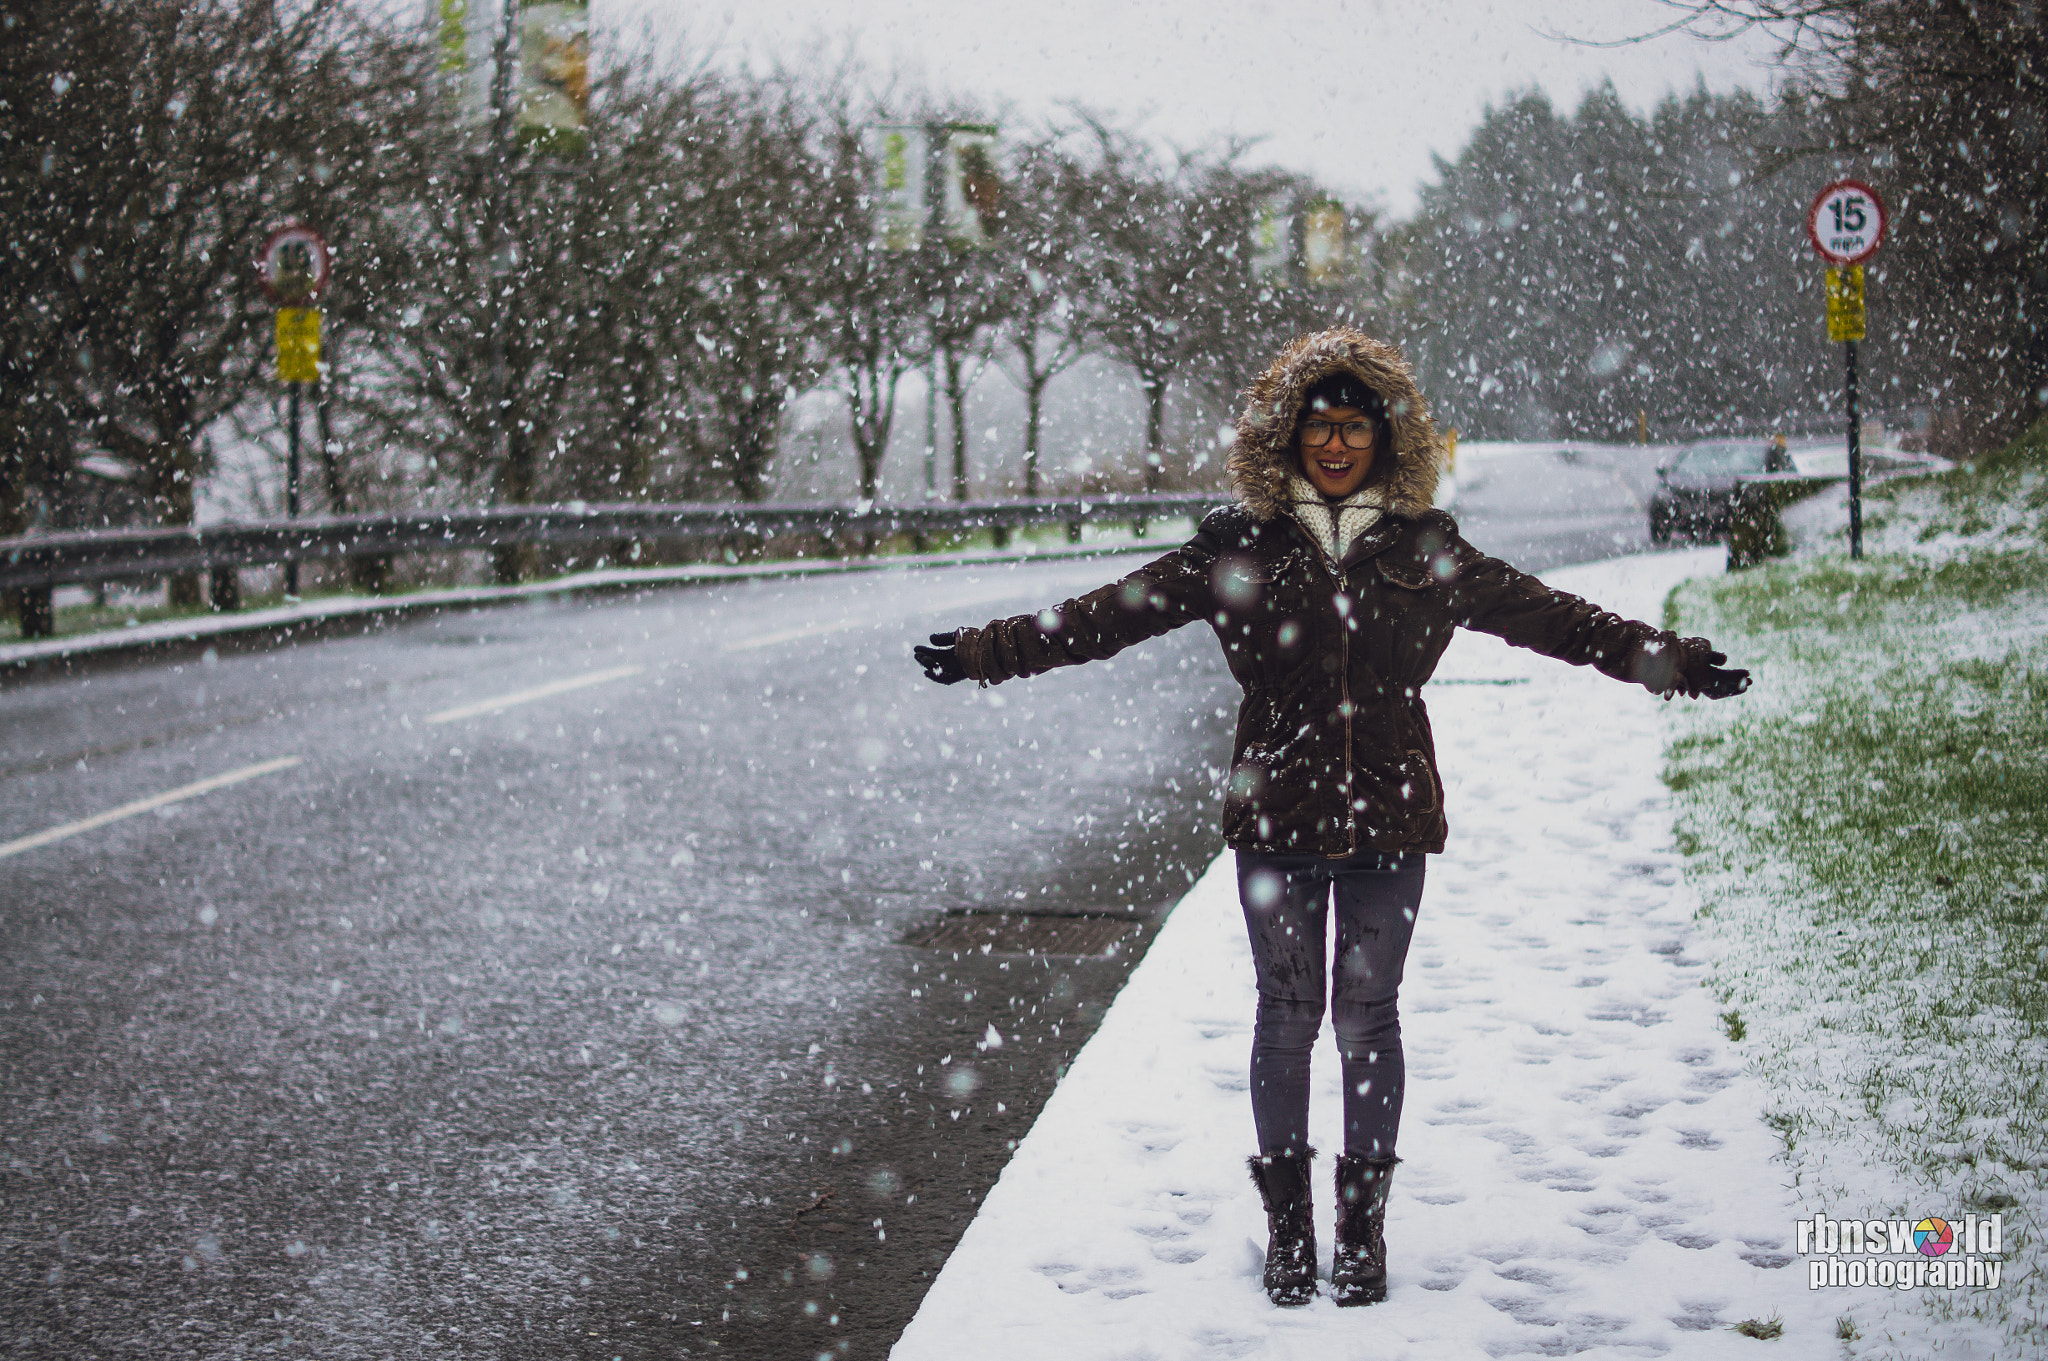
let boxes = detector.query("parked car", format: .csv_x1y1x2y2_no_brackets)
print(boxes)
1648,438,1794,542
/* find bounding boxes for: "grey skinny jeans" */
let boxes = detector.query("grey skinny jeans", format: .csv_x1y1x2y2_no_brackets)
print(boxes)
1236,847,1426,1159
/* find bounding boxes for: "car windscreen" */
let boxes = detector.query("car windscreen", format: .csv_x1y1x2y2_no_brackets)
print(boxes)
1673,442,1768,476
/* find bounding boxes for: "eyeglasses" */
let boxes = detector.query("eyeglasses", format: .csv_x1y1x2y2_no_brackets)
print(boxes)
1300,420,1376,451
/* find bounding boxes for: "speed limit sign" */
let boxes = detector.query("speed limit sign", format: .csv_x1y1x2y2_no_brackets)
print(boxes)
1806,179,1886,266
257,221,331,305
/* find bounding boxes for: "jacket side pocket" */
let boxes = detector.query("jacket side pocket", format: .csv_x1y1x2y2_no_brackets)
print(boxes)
1404,748,1440,815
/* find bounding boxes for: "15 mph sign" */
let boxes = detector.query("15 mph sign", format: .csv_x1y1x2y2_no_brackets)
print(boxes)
257,221,331,305
1807,179,1887,266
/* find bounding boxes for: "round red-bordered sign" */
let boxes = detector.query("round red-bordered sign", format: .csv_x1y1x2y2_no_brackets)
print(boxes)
257,221,331,305
1806,179,1887,266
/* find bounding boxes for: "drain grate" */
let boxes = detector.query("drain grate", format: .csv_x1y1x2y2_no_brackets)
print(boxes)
903,911,1145,959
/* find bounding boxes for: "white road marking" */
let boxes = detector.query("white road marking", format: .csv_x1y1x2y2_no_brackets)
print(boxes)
721,581,1065,653
723,619,873,652
423,665,645,725
0,756,304,861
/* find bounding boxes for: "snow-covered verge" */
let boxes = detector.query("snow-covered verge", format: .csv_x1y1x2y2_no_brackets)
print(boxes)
894,547,1850,1359
1665,419,2048,1359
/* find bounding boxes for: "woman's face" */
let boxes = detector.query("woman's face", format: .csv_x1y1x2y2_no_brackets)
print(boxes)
1297,404,1379,498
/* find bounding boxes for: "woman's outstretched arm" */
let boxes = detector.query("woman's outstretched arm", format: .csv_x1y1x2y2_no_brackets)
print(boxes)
1417,524,1749,699
914,513,1232,687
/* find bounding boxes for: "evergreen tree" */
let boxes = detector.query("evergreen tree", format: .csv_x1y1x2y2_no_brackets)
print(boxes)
1390,84,1853,441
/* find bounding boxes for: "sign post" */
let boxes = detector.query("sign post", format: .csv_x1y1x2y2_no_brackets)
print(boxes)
258,222,332,595
1806,179,1886,559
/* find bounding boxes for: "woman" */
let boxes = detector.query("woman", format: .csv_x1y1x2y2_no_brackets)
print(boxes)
911,328,1748,1308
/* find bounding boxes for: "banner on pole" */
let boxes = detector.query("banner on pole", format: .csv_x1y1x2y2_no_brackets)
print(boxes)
940,125,1000,248
1825,265,1866,343
514,0,589,155
276,308,322,384
1303,197,1348,285
869,124,928,251
436,0,496,127
1250,194,1293,280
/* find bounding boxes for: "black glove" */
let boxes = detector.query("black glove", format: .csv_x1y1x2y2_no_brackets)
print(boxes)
913,630,969,685
1673,637,1751,700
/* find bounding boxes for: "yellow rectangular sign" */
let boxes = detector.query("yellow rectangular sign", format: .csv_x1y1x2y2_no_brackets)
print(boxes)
276,307,321,383
1825,265,1866,343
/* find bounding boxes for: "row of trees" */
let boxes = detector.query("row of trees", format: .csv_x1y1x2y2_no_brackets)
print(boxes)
1391,84,1854,441
4,0,2041,596
1654,0,2047,457
3,0,1359,575
3,0,418,583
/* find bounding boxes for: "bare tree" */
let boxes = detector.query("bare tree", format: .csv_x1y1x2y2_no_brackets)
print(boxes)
44,0,414,603
992,132,1095,496
1174,157,1351,434
1065,120,1195,490
809,90,933,501
667,73,837,502
925,250,1008,500
0,0,108,553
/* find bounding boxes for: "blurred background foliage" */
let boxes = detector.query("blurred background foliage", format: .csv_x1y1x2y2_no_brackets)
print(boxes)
1,0,2039,559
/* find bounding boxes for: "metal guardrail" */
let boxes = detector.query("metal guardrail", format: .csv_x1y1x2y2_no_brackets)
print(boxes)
0,493,1229,594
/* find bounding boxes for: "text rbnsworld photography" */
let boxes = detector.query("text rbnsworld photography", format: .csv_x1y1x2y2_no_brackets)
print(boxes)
1797,1214,2009,1293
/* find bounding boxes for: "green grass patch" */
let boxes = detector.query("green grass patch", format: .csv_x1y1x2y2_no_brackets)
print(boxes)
1671,551,2048,1155
1666,435,2048,1345
3,588,313,643
1967,411,2048,479
1732,1313,1783,1340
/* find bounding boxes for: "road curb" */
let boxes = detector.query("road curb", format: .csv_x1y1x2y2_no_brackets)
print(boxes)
0,538,1177,686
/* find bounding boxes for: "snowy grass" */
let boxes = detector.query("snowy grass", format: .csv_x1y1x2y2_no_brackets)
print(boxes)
1857,415,2048,559
1665,418,2048,1357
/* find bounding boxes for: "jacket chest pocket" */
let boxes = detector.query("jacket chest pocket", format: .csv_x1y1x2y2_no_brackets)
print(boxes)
1358,560,1457,668
1369,556,1451,621
1253,546,1315,587
1213,549,1300,611
1376,559,1436,593
1217,549,1314,614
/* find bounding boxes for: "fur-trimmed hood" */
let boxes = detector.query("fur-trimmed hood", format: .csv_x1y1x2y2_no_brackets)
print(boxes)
1228,328,1441,522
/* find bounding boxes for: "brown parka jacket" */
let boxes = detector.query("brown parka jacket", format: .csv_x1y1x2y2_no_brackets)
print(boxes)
952,329,1692,858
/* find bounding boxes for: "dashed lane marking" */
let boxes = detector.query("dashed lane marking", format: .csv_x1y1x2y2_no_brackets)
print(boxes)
723,620,875,652
423,665,645,724
720,581,1065,653
0,756,304,861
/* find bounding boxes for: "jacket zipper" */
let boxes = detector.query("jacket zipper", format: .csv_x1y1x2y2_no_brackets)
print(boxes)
1341,597,1355,857
1324,552,1356,859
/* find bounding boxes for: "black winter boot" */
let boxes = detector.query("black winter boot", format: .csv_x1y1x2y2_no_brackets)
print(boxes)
1247,1147,1317,1306
1331,1153,1397,1306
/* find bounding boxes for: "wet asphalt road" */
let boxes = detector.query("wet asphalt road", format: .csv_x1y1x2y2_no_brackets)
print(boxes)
0,445,1669,1360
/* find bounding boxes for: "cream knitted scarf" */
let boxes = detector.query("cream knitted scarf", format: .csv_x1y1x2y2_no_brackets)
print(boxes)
1285,472,1385,567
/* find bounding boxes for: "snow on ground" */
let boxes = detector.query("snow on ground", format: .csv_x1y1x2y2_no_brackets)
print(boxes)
1783,464,2044,565
893,546,1846,1359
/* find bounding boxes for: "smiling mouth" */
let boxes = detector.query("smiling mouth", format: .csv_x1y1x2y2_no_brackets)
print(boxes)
1316,460,1353,475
